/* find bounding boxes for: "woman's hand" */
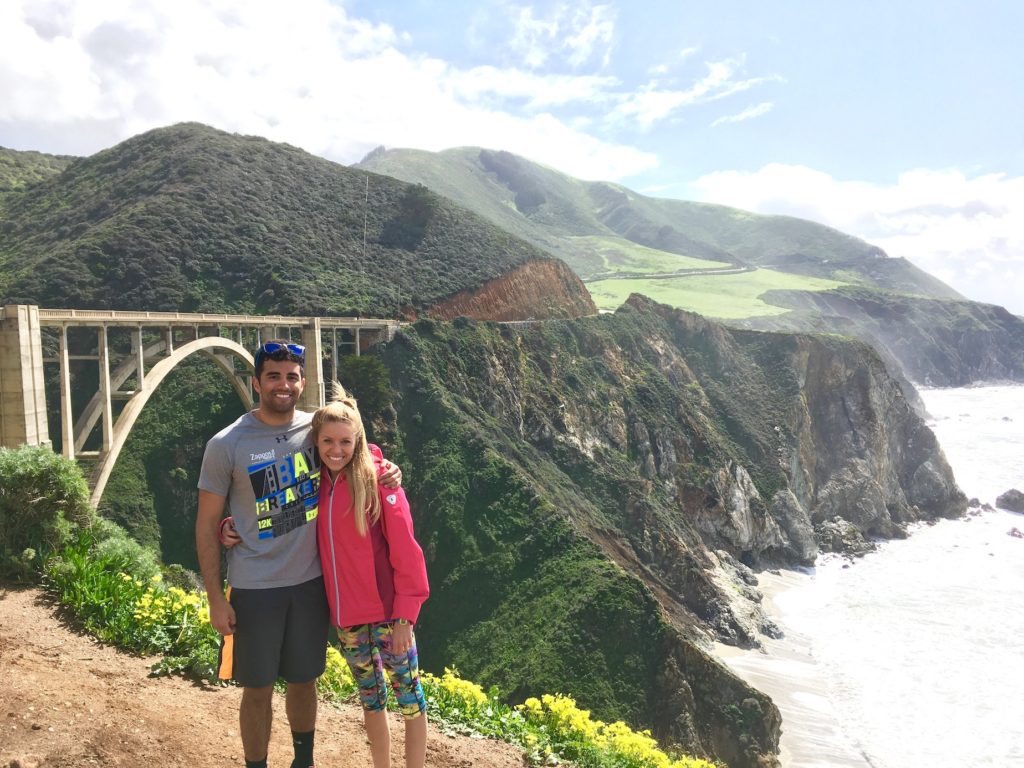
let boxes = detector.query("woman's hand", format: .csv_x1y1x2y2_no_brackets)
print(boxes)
392,621,414,655
219,516,241,548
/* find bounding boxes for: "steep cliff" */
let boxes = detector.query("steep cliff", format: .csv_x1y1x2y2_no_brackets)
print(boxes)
427,259,596,321
747,287,1024,386
371,295,964,767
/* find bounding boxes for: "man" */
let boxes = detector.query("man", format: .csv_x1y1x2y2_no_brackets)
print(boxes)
196,340,401,768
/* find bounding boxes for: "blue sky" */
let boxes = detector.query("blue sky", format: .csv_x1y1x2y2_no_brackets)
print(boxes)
1,0,1021,313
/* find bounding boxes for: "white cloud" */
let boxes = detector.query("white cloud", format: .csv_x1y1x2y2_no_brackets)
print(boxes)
710,101,773,127
507,5,560,68
563,4,615,68
450,66,618,109
611,57,781,128
0,0,652,180
690,164,1024,315
504,2,616,70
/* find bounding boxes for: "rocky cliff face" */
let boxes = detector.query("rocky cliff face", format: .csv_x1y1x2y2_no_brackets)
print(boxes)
751,287,1024,386
427,259,596,321
375,294,965,767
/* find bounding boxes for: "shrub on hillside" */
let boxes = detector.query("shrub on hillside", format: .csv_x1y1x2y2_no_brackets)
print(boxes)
44,522,216,674
89,517,162,581
337,354,393,429
0,444,94,581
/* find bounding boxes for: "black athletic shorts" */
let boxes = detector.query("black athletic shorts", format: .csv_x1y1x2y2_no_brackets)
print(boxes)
217,576,329,688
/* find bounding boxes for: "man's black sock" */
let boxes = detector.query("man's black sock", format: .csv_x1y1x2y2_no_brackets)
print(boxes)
245,759,268,768
291,729,315,768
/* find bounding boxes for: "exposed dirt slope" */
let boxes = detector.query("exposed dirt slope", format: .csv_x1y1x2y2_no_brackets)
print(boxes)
0,585,525,768
427,260,596,321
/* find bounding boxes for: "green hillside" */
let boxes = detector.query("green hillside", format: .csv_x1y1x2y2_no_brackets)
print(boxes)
0,146,75,198
356,146,961,298
356,146,1024,385
368,296,963,764
588,269,846,319
0,125,573,316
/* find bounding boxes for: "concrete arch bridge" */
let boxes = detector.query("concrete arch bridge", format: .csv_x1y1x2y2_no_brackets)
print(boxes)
0,305,399,507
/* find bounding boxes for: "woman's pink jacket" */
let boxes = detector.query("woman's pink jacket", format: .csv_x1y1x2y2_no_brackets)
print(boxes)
316,459,429,628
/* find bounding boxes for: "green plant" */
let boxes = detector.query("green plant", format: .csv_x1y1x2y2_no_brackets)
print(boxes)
43,523,220,678
0,444,94,581
418,670,721,768
337,354,394,427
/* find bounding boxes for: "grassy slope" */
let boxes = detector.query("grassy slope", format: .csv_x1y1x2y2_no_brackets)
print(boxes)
355,146,1024,385
356,146,962,301
588,270,846,319
360,147,974,331
359,147,735,279
573,234,732,273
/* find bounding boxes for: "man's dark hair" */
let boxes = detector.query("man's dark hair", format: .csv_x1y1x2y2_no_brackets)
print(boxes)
254,339,306,378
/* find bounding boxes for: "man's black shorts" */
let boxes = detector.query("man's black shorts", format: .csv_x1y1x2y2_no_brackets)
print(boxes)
218,576,329,688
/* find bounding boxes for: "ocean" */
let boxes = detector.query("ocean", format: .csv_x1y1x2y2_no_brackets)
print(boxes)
718,385,1024,767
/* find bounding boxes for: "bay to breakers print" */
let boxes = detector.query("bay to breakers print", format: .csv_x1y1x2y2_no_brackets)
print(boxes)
248,445,321,539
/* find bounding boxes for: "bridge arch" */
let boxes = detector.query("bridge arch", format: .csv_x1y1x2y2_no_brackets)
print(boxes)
2,305,400,505
88,337,255,508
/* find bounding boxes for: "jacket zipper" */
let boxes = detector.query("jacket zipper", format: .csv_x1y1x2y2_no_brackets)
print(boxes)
326,473,341,626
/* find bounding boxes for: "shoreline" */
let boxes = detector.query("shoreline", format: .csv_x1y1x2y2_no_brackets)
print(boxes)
718,509,1024,767
715,384,1023,767
713,568,872,768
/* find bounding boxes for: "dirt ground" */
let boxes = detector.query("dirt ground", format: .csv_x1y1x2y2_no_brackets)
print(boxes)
0,585,526,768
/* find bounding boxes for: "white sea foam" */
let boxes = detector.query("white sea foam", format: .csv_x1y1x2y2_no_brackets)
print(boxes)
719,385,1024,767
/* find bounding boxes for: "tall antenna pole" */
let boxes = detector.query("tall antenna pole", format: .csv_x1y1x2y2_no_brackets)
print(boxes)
362,174,369,262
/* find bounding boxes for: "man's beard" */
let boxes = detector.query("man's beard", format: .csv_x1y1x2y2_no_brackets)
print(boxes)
262,391,298,412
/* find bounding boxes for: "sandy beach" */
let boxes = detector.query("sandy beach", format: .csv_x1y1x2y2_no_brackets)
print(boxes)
713,569,873,768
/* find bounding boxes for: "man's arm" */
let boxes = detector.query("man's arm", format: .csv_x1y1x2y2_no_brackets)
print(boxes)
379,459,402,489
196,489,236,635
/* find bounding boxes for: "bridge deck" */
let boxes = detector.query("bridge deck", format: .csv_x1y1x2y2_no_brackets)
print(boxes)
36,308,397,330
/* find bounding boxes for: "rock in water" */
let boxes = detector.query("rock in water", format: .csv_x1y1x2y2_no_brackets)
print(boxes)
996,488,1024,513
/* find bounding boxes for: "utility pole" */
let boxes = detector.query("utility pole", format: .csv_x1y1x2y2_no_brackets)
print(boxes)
362,174,368,262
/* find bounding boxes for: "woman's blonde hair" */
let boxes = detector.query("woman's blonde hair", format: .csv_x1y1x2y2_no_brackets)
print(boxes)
311,382,381,536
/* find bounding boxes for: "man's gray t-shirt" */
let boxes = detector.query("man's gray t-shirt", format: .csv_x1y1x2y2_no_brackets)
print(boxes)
198,410,322,589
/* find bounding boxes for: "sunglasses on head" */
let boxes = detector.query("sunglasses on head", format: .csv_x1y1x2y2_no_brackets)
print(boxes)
255,341,306,366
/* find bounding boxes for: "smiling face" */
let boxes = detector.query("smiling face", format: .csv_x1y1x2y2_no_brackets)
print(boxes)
316,420,358,476
252,358,305,423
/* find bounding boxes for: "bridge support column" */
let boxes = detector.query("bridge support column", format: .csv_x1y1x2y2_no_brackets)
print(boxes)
300,319,324,410
59,326,73,458
97,327,113,452
0,305,51,449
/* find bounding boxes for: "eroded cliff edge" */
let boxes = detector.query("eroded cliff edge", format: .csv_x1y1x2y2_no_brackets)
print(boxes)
374,294,965,767
427,258,597,321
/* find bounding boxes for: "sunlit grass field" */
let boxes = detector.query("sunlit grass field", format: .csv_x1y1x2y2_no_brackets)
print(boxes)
573,235,731,274
587,268,847,319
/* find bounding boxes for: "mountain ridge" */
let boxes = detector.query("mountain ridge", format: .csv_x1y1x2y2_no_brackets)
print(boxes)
356,145,961,297
0,124,593,320
356,145,1024,386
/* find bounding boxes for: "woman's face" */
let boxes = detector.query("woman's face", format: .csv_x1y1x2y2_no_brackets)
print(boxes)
316,420,358,474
